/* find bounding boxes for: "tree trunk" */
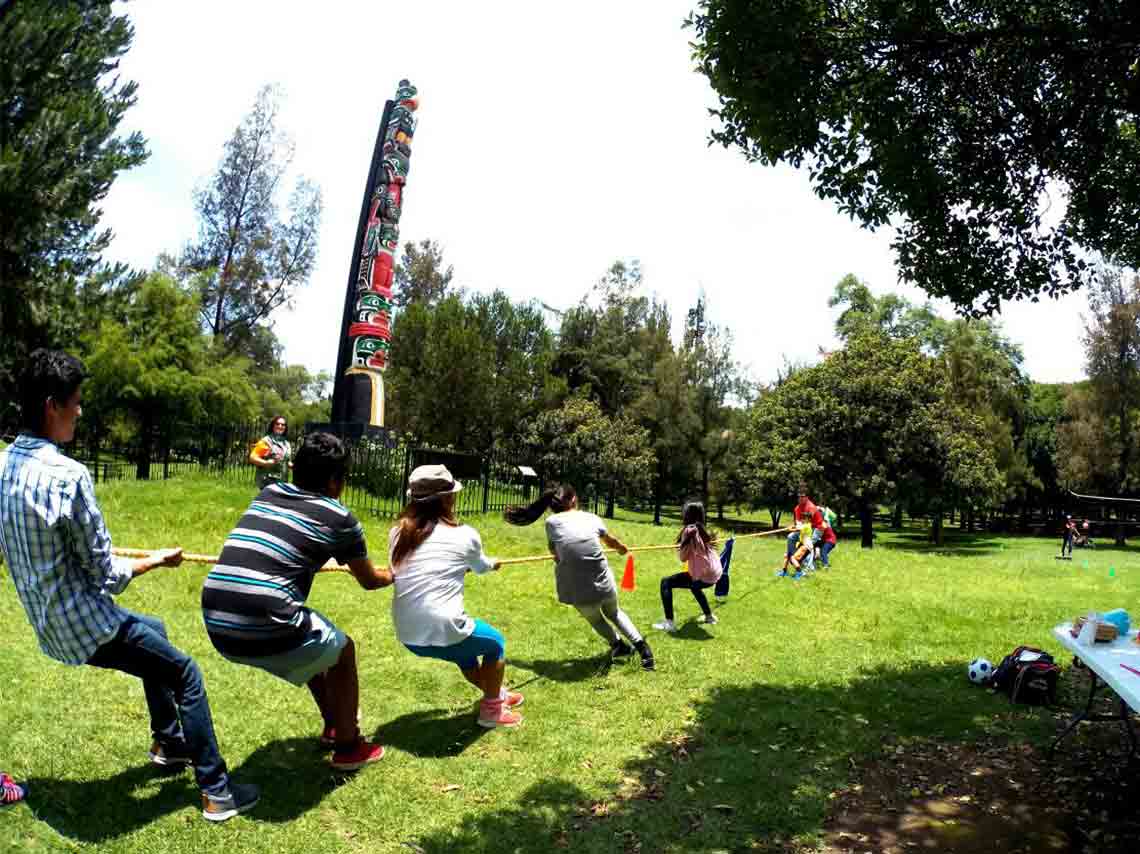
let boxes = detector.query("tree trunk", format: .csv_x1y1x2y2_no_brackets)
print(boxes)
949,507,955,525
891,503,903,529
653,472,663,526
136,411,153,481
701,460,710,506
931,513,944,545
859,498,874,548
769,508,782,528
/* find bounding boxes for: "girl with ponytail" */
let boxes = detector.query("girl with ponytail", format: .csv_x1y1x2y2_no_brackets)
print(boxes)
505,485,654,670
653,500,722,633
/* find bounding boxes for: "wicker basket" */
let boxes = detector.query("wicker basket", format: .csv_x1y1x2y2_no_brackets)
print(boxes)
1071,617,1120,642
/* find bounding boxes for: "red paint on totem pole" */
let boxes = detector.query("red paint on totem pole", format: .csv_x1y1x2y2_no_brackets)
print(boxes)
371,254,395,294
348,322,392,341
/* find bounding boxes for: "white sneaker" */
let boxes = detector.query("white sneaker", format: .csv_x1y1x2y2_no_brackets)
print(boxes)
652,619,677,633
699,614,719,625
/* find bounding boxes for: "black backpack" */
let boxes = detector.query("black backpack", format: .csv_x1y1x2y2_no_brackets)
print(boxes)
991,646,1061,706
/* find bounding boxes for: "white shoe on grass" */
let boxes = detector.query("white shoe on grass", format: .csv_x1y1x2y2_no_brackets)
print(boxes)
652,619,677,633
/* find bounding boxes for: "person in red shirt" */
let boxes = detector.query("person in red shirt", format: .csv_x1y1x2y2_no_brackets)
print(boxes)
781,483,826,570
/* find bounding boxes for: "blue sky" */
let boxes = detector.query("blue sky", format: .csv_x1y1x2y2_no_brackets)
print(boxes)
100,0,1090,385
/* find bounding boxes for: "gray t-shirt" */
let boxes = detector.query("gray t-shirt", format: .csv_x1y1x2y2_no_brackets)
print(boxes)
544,510,616,605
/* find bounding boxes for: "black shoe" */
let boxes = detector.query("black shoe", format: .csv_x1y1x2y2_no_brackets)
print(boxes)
149,741,193,768
610,639,634,659
635,640,655,671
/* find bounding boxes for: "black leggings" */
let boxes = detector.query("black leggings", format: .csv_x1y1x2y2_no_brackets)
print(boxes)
660,572,713,621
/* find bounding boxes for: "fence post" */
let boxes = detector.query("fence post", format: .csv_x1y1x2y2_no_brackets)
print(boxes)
482,452,491,514
400,444,412,503
653,475,663,526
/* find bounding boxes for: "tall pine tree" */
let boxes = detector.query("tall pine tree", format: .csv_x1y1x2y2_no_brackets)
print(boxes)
0,0,147,423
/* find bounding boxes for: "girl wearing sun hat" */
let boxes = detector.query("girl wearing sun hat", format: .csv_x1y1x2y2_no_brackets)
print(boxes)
388,464,523,728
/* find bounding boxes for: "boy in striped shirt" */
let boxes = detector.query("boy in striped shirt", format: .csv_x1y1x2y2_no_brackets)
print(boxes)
201,432,392,771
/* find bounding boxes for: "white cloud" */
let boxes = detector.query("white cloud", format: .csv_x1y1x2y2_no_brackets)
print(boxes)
102,0,1089,385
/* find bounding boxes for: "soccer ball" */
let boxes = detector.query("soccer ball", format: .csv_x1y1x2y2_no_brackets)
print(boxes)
967,658,993,685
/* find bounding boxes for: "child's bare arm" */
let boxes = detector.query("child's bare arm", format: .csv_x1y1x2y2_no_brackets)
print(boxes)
600,532,628,555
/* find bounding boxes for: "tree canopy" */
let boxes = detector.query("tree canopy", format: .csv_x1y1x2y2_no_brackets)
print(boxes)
1058,265,1140,541
82,273,258,476
744,333,1001,546
176,85,322,355
687,0,1140,313
0,0,147,419
392,238,454,309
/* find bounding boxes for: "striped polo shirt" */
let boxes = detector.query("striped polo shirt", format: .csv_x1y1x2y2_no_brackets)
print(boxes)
201,483,367,657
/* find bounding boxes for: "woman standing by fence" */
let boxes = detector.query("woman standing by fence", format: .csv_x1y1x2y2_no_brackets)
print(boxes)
249,416,292,489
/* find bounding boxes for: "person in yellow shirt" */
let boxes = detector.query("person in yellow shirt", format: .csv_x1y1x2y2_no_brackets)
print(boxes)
776,523,814,579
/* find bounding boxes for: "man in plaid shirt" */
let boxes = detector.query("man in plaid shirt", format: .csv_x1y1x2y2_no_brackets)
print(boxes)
0,350,258,822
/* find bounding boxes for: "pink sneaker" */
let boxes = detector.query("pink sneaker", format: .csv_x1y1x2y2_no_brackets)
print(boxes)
502,690,524,709
1,773,26,806
478,697,523,729
330,739,385,771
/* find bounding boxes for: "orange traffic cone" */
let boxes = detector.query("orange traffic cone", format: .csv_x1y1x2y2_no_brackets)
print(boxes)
620,553,635,591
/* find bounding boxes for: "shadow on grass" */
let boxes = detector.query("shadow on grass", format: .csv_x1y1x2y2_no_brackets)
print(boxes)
510,654,614,683
405,661,1067,854
232,736,349,823
670,621,714,641
377,707,489,758
25,737,347,841
26,763,193,844
877,532,1004,556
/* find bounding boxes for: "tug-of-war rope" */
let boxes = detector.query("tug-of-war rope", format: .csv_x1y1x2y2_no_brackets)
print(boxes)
112,527,794,574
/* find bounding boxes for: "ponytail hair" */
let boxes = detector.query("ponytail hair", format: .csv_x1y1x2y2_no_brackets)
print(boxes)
391,494,458,568
504,484,577,526
676,500,717,549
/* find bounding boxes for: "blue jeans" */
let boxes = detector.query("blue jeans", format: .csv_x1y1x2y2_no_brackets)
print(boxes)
87,610,229,795
820,540,836,567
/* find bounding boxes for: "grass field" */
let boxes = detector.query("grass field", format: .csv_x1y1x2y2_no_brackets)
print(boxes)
1,474,1137,853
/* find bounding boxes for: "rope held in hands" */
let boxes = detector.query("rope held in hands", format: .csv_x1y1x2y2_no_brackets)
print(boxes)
111,527,794,575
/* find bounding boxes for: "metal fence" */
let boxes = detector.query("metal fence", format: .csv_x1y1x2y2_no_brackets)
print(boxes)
47,419,615,520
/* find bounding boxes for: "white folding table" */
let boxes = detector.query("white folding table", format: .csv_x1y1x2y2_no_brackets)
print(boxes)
1050,623,1140,758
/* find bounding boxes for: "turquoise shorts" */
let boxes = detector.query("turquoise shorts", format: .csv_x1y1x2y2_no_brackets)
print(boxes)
218,608,347,686
404,619,505,670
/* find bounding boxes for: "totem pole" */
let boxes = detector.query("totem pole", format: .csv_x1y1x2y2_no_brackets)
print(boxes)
330,79,418,428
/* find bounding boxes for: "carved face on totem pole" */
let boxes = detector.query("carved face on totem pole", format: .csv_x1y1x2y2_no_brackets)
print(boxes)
351,336,390,371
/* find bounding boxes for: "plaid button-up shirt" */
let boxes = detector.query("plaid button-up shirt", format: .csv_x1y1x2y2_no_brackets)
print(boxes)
0,434,133,665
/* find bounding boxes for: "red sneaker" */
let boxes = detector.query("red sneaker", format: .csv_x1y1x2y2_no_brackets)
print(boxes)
503,690,524,709
330,739,385,771
478,698,523,729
